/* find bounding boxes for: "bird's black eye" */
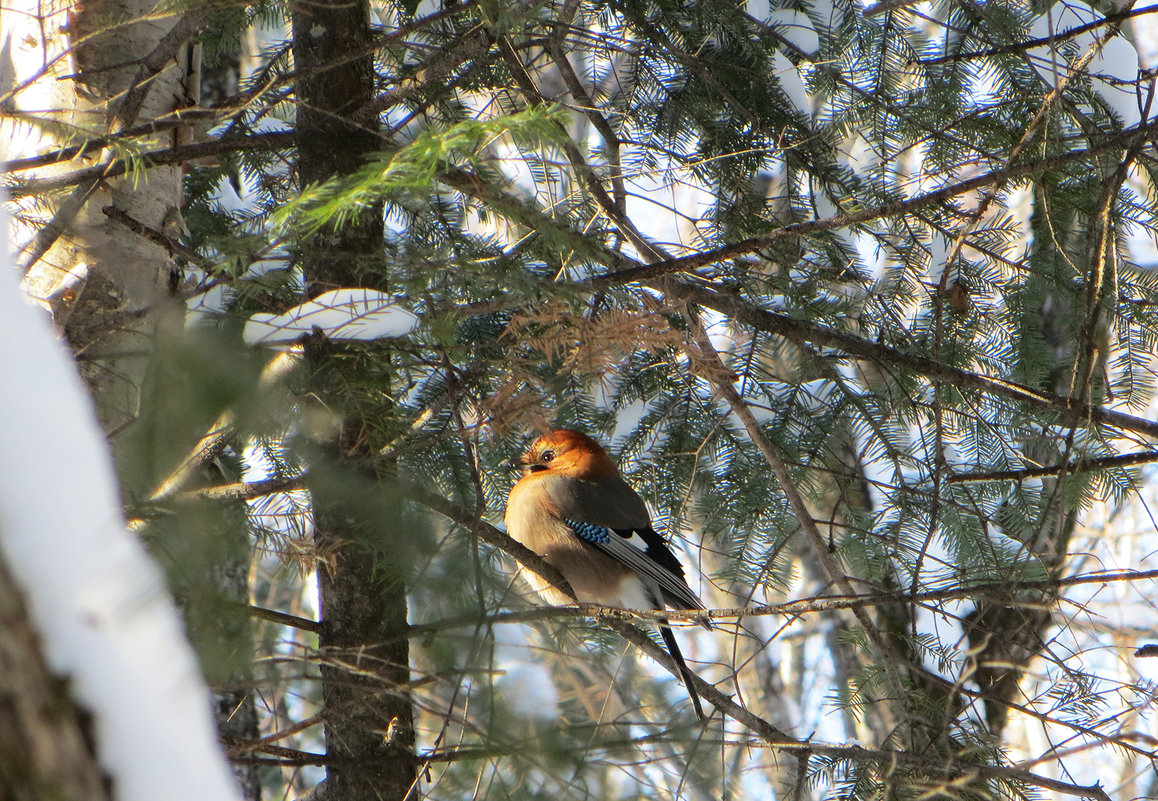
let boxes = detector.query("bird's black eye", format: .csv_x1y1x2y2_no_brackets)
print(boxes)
540,449,555,463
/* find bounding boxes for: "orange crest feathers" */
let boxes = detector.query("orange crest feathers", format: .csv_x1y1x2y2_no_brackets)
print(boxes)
520,429,619,480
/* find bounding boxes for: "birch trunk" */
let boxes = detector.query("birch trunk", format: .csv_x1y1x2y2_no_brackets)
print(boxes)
4,0,193,490
3,5,259,798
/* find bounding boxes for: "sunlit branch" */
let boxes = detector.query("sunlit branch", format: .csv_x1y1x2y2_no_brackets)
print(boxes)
948,449,1158,482
584,117,1158,288
673,282,1158,439
244,605,322,634
918,3,1158,65
7,132,297,199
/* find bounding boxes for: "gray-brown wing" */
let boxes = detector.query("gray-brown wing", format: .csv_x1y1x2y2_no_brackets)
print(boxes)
562,518,705,612
538,473,651,529
540,474,704,611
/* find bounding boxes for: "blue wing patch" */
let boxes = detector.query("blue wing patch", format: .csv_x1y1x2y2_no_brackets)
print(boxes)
565,519,686,578
563,518,706,617
564,518,612,544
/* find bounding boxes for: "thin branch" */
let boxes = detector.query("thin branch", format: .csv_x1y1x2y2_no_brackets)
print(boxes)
918,3,1158,65
605,615,798,739
548,0,627,214
436,165,638,272
712,567,1158,622
680,320,919,718
2,114,211,173
102,205,216,270
225,713,324,757
244,604,322,634
179,475,305,503
672,282,1158,440
396,479,575,601
8,132,297,199
226,734,1113,799
494,36,665,262
583,117,1158,288
234,477,1134,799
743,740,1112,801
222,0,492,121
948,449,1158,483
863,0,929,15
351,566,1158,635
148,350,300,502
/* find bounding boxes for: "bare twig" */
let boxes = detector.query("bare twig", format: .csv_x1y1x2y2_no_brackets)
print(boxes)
245,604,322,634
148,350,301,502
102,205,215,270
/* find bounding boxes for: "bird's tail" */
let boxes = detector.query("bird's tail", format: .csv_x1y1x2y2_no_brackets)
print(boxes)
659,623,706,721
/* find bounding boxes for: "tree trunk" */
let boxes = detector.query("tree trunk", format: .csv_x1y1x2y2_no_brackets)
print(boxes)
292,1,417,799
7,0,203,494
0,555,111,801
3,4,260,796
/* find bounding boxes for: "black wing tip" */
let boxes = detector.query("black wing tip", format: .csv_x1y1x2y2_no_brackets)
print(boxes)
659,625,707,721
615,526,688,577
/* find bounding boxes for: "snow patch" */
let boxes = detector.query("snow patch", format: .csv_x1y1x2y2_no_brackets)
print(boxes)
244,288,418,345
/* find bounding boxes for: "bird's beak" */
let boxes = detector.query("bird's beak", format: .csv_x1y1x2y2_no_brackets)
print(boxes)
503,458,526,471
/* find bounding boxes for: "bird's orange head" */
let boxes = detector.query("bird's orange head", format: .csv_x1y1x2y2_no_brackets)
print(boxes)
518,429,619,480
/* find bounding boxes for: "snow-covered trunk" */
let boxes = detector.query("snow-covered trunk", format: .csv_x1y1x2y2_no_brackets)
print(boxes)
0,208,242,801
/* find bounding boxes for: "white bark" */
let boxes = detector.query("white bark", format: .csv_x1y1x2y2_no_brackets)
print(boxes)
2,0,191,441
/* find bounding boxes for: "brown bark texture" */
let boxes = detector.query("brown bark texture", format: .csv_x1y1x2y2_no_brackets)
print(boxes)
0,555,111,801
292,0,417,799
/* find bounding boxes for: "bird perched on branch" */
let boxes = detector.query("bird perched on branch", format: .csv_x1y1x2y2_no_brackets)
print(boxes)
504,428,709,719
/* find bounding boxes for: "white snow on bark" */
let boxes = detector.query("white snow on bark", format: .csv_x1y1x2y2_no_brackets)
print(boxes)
0,206,241,801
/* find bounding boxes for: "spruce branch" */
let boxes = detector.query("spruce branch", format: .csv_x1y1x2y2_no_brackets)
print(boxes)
8,133,297,199
947,450,1158,482
672,282,1158,440
583,117,1158,289
918,3,1158,65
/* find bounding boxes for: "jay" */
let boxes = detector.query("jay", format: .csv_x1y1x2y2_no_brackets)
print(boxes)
505,429,708,719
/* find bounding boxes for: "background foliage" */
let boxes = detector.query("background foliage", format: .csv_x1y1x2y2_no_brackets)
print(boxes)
9,0,1158,799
